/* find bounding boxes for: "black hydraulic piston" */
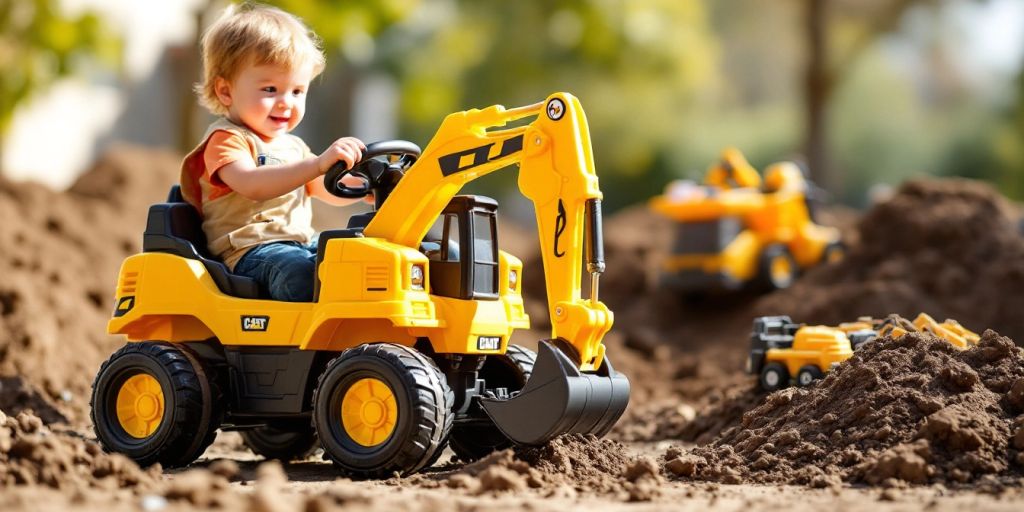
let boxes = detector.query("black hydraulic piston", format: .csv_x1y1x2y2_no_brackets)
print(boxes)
584,199,605,274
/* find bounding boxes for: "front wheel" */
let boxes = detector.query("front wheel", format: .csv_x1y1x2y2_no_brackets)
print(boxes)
241,426,318,461
90,342,220,468
449,345,536,462
758,245,798,291
759,362,790,392
313,343,452,479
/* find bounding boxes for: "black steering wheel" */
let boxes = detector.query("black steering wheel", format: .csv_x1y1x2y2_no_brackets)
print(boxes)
323,140,421,199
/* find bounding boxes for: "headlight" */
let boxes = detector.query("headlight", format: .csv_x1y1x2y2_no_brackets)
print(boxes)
508,269,518,291
410,264,425,290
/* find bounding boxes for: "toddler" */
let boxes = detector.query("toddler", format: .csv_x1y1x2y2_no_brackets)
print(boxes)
180,3,365,302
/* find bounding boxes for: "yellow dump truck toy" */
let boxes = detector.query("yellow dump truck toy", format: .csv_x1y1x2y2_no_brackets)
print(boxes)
649,149,843,292
90,93,630,478
749,314,979,391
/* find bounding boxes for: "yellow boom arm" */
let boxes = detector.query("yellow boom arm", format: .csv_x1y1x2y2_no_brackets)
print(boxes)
364,92,612,371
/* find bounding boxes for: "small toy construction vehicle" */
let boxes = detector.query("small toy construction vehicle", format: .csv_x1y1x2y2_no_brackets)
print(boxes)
649,149,843,292
875,313,979,349
90,93,629,477
749,313,979,391
747,316,859,391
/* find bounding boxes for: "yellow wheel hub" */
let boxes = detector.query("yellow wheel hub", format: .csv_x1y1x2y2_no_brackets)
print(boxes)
341,377,397,447
116,373,165,439
771,255,793,283
827,248,844,263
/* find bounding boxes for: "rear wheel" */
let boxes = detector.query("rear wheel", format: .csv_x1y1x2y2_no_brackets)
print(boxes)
313,343,452,478
758,245,798,290
241,426,318,461
821,241,845,264
796,365,824,387
449,345,536,462
759,362,790,392
90,342,220,467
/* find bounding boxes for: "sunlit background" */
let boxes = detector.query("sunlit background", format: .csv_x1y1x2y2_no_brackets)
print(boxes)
2,0,1023,214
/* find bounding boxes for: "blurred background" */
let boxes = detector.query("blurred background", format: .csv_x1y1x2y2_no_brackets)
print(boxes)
2,0,1023,215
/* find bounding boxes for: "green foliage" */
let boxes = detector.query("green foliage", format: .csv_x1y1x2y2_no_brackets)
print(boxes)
0,0,120,134
369,0,721,204
262,0,416,62
932,64,1024,201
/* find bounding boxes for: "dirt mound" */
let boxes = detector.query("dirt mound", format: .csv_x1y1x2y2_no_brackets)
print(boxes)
0,409,159,490
411,434,663,501
663,330,1024,487
759,178,1024,343
0,144,178,424
0,377,67,425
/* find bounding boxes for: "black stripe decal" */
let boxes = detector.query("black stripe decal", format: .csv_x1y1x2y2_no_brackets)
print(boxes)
438,135,525,176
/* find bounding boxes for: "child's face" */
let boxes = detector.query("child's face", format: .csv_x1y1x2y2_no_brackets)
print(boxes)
216,61,315,140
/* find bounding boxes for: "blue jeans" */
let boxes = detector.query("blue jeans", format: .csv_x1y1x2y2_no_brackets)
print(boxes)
234,239,319,302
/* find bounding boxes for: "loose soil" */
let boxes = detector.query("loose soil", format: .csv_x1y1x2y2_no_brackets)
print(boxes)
663,331,1024,487
1,147,1023,510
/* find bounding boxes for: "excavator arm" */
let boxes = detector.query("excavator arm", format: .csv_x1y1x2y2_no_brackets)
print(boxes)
364,92,628,443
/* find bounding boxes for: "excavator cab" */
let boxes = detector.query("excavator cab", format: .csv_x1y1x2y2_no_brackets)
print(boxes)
425,196,499,300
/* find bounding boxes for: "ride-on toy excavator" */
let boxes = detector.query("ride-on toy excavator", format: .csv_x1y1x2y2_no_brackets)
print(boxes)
649,149,843,292
90,93,629,477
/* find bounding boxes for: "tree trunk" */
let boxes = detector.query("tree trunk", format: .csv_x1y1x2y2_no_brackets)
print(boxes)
803,0,834,193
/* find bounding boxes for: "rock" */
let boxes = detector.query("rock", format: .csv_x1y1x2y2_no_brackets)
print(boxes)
1008,379,1024,412
477,466,527,493
209,459,240,480
623,457,661,483
665,454,704,477
861,441,931,485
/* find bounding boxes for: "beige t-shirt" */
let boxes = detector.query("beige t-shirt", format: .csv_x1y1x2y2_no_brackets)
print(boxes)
180,118,315,270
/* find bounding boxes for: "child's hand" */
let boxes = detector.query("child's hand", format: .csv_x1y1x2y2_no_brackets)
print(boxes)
317,137,366,174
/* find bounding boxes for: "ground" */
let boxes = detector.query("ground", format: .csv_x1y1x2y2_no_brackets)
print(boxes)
0,145,1022,510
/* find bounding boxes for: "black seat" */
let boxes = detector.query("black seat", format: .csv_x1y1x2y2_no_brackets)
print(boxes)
142,186,261,299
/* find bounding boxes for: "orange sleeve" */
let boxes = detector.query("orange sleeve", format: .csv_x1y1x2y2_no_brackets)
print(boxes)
204,130,256,187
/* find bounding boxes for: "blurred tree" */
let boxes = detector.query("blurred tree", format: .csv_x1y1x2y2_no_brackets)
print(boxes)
934,53,1024,200
800,0,943,193
372,0,721,211
0,0,119,164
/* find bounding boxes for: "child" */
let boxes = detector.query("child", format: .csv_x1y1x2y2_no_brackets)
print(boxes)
180,3,366,302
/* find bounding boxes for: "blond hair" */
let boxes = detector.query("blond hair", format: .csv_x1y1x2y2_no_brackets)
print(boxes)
195,3,326,115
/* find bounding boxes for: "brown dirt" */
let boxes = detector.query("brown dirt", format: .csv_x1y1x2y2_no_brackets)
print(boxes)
0,377,67,425
3,145,1024,510
403,434,664,502
0,408,160,491
0,144,179,424
664,331,1024,487
757,178,1024,342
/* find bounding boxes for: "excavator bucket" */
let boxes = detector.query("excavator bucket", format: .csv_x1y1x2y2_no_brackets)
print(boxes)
479,340,630,445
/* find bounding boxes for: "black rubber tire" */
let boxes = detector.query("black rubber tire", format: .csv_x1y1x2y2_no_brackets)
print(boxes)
759,362,790,392
758,244,798,291
821,241,845,265
241,426,319,461
795,365,825,387
449,345,536,462
90,342,220,468
312,343,452,479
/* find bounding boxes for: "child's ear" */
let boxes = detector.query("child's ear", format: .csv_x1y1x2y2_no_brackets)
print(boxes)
214,77,232,108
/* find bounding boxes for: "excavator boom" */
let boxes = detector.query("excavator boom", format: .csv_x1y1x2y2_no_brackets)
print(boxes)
365,93,629,444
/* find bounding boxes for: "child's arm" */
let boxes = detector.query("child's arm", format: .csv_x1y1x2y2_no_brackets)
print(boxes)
219,137,365,202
